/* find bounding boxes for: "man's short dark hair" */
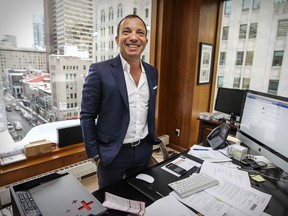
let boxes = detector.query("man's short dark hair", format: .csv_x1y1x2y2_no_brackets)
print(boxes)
116,14,147,37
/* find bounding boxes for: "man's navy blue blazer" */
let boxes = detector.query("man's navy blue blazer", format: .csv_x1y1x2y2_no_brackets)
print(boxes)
80,55,161,166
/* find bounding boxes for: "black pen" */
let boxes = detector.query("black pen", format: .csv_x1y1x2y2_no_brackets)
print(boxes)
148,186,163,197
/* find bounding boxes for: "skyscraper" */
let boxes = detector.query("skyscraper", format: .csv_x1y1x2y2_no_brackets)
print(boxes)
44,0,93,60
33,15,45,50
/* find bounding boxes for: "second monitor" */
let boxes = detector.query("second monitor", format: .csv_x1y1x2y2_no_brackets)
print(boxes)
214,87,246,123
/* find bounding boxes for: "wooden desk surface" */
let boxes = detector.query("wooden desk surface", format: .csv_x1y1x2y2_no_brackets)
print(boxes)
0,143,87,187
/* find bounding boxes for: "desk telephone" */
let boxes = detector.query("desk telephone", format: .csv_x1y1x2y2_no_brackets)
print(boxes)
206,123,230,150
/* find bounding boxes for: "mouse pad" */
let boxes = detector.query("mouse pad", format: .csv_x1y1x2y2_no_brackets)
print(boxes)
29,173,106,216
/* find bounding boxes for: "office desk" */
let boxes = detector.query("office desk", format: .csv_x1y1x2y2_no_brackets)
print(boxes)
93,152,288,216
0,143,87,187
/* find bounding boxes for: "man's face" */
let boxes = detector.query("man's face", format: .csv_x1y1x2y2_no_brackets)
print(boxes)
115,17,148,62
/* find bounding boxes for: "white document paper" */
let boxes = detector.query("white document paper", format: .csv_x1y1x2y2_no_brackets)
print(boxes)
161,156,200,177
170,190,231,216
145,195,197,216
205,180,271,216
103,192,145,216
200,161,251,187
188,145,232,162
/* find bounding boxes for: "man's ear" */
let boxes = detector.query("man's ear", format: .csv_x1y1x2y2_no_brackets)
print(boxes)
115,36,119,45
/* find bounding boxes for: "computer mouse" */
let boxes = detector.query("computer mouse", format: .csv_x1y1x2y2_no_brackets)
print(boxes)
135,173,154,183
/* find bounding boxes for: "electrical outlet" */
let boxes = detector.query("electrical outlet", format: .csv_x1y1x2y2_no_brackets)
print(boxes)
175,129,180,136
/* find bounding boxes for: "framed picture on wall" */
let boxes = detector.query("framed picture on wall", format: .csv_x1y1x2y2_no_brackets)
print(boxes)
198,42,213,85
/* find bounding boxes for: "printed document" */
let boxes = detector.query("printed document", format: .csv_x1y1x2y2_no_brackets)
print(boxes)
171,190,230,216
145,195,197,216
205,180,271,216
200,161,251,187
188,145,232,162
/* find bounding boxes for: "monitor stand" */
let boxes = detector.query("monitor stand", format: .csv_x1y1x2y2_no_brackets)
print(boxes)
230,114,236,124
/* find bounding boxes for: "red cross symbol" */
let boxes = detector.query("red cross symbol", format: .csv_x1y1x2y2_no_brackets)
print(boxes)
78,200,94,211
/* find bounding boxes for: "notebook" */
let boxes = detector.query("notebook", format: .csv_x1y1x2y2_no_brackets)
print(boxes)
29,173,106,216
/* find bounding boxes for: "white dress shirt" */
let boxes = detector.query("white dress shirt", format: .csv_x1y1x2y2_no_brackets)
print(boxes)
120,55,149,143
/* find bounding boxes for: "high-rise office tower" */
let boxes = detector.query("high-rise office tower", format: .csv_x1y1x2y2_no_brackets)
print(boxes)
44,0,93,60
33,15,45,50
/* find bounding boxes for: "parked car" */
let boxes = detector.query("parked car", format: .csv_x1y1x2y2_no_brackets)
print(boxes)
8,125,15,131
5,105,12,112
10,131,19,140
14,106,21,111
14,121,23,130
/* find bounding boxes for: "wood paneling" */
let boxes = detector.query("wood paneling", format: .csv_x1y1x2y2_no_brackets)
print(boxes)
153,0,223,149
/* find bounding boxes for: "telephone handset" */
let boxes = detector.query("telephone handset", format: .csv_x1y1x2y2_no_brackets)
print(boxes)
206,123,230,150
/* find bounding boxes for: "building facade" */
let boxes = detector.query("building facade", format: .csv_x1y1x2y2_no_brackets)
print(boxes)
217,0,288,97
0,47,47,75
49,55,92,121
44,0,94,60
93,0,152,63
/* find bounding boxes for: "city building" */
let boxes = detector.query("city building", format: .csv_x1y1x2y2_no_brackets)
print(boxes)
33,15,45,50
44,0,94,60
0,46,47,75
216,0,288,97
93,0,152,63
49,55,92,121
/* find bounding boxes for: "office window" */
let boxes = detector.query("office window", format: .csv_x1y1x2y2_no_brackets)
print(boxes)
133,8,137,15
268,80,279,95
217,76,224,88
249,23,258,38
236,51,244,65
242,78,250,89
224,0,232,15
242,0,250,11
101,10,105,22
222,26,229,40
272,51,284,66
145,8,149,18
233,77,240,88
245,51,254,66
117,4,123,18
253,0,261,10
276,19,288,37
219,52,226,65
109,7,113,20
239,24,247,39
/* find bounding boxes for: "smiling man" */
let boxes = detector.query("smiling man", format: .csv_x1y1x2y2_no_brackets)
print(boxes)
80,14,161,189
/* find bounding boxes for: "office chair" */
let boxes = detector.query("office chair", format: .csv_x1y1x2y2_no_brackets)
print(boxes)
148,141,174,167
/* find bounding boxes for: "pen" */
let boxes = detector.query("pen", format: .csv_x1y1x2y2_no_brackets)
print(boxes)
193,148,209,151
148,186,163,197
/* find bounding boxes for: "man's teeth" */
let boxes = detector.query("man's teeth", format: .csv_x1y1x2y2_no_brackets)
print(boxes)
128,44,138,47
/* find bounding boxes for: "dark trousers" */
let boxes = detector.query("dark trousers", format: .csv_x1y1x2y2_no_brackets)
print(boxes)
97,138,153,189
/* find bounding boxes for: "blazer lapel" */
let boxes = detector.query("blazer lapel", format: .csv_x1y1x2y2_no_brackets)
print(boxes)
111,56,129,110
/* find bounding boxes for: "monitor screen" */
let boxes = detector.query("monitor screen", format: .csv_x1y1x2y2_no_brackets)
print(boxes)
236,90,288,173
214,87,246,118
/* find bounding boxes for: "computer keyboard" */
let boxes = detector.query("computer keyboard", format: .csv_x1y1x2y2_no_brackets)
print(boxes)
16,191,42,216
168,172,219,198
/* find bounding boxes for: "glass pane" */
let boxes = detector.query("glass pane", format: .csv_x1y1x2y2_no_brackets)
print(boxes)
242,78,250,89
272,51,284,66
268,80,279,95
222,26,229,40
236,52,244,65
0,0,153,142
253,0,261,10
217,76,224,88
245,51,254,66
233,77,240,88
277,19,288,37
224,0,232,15
239,24,247,39
249,23,257,38
242,0,250,11
219,52,226,65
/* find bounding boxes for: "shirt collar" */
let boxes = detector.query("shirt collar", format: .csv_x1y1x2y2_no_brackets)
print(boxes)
119,54,145,74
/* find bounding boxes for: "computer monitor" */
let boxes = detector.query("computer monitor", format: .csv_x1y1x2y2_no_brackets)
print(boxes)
236,90,288,173
214,87,246,122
